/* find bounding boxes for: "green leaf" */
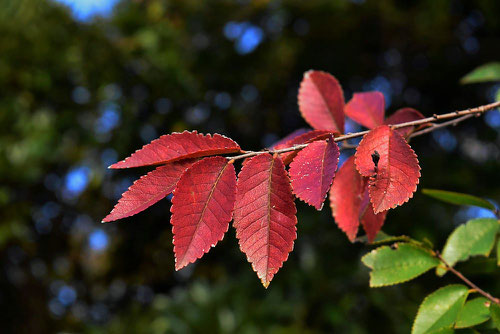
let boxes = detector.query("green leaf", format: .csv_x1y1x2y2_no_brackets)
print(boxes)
422,189,496,212
460,62,500,84
490,303,500,331
429,329,455,334
455,297,491,328
437,218,499,276
491,303,500,331
355,231,423,246
497,240,500,267
412,285,469,334
496,88,500,102
362,243,440,287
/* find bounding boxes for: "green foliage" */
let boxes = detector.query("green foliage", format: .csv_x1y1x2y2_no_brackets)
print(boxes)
412,285,469,334
497,239,500,266
454,297,490,329
422,189,496,212
490,303,500,331
437,218,499,276
362,243,439,287
460,62,500,84
0,0,499,332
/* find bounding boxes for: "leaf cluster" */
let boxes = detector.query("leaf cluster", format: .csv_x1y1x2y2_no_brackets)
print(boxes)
105,71,427,287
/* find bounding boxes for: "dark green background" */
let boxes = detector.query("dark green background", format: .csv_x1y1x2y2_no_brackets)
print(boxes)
0,0,499,333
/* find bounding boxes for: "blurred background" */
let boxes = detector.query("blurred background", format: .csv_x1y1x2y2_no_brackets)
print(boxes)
0,0,499,333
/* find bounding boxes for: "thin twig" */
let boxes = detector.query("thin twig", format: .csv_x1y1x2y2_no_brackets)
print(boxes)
435,252,500,304
226,101,500,161
409,114,475,138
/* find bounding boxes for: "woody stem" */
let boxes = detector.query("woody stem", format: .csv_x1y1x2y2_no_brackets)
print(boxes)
227,101,500,161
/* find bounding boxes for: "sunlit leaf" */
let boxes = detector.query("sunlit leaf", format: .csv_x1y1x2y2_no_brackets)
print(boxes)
460,62,500,84
103,159,196,222
298,70,345,133
355,125,420,213
384,107,426,137
329,156,386,242
455,297,490,329
497,240,500,267
289,137,339,210
422,189,496,212
344,91,385,129
437,218,499,276
233,154,297,288
362,243,439,287
171,157,236,270
274,130,333,165
491,302,500,331
412,285,469,334
110,131,240,169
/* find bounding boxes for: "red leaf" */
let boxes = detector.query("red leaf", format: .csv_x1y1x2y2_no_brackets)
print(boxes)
233,154,297,288
358,188,387,242
103,159,196,223
298,70,345,133
329,156,386,242
269,128,310,149
171,156,236,270
344,91,385,129
355,125,420,213
110,131,240,169
273,130,332,165
289,137,340,210
384,107,426,137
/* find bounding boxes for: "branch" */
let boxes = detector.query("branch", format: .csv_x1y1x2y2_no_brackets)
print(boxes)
227,101,500,161
409,114,474,138
435,251,500,305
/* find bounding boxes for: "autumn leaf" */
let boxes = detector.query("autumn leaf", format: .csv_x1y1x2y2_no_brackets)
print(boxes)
358,188,387,242
103,159,196,223
273,129,332,164
355,125,420,213
171,156,236,270
289,136,340,210
329,156,386,242
269,128,310,149
384,108,426,137
344,91,385,129
298,70,345,133
110,131,240,169
233,154,297,288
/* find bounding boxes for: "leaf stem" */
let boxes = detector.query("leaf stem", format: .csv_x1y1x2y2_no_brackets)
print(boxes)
227,101,500,161
435,251,500,304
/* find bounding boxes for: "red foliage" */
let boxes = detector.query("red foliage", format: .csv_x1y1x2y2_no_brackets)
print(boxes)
355,125,420,213
329,156,386,242
103,159,196,222
105,70,428,286
344,92,385,129
110,131,240,169
289,136,339,210
269,128,310,149
384,107,426,137
274,130,333,164
233,154,297,287
171,157,236,270
298,70,345,133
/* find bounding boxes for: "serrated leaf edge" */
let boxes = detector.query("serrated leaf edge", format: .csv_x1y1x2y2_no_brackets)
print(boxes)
411,284,469,334
437,218,500,276
110,130,241,169
298,70,345,133
361,243,439,287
